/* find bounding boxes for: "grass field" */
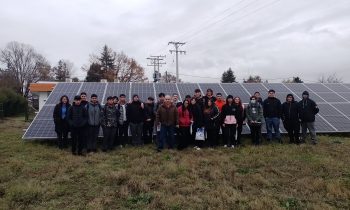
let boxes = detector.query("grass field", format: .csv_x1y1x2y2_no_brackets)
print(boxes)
0,117,350,210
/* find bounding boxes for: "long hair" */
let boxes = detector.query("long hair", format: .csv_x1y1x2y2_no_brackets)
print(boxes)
181,99,192,118
233,97,242,107
59,95,69,105
203,98,214,115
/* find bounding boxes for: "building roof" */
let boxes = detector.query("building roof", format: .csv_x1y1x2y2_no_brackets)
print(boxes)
29,83,56,92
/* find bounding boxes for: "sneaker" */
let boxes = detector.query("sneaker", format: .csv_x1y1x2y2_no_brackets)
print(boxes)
196,147,201,151
230,145,235,149
194,146,198,149
223,145,227,148
120,145,123,148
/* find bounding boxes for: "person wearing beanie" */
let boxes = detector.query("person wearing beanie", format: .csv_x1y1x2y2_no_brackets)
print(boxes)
263,89,282,143
246,96,264,145
86,93,102,153
126,94,145,146
282,94,300,144
298,91,319,145
221,95,240,148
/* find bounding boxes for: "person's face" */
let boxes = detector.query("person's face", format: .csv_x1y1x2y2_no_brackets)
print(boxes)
75,99,81,105
147,99,154,104
165,96,171,105
184,101,189,107
207,91,212,97
119,96,126,103
287,96,293,102
268,92,275,98
159,96,165,103
91,97,97,103
133,96,139,102
173,95,178,102
191,99,196,105
195,91,201,97
254,93,260,98
107,99,114,105
302,94,308,99
217,95,222,101
62,97,68,104
81,94,87,101
227,98,233,103
234,98,240,104
113,98,118,104
251,98,256,103
208,100,212,107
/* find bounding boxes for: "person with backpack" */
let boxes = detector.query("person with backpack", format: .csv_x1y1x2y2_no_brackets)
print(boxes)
233,97,246,146
67,95,88,155
298,91,319,145
246,96,264,145
282,94,300,144
177,99,192,150
221,95,240,148
86,94,102,153
203,98,220,148
143,97,155,144
53,95,71,149
127,94,145,146
117,94,128,147
263,89,282,143
101,96,120,152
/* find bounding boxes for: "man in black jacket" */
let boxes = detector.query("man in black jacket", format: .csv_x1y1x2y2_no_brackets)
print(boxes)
67,95,88,155
143,97,155,144
263,89,282,143
127,94,145,146
298,91,319,145
282,94,300,144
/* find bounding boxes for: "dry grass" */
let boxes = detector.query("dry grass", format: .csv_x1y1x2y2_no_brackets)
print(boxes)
0,117,350,209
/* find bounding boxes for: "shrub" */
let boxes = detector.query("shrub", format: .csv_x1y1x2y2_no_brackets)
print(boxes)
0,88,27,117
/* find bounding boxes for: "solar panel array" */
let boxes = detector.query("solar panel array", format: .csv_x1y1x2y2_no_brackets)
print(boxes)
23,82,350,139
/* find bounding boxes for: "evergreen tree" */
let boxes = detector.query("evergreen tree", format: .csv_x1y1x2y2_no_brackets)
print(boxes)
221,67,236,83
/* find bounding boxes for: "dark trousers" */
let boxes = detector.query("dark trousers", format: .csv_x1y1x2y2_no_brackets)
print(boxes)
192,125,204,148
130,122,143,146
87,125,100,152
178,126,190,150
206,128,218,147
237,123,243,145
223,124,237,146
283,120,300,143
71,127,85,154
250,124,261,145
143,121,154,144
117,122,129,146
102,127,117,151
56,122,69,149
159,125,175,150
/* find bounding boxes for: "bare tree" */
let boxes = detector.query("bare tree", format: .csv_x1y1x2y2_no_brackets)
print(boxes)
161,71,181,83
52,59,74,81
243,75,262,83
0,41,50,95
318,73,343,83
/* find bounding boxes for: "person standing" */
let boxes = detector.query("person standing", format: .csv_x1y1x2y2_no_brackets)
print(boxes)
263,89,282,143
53,95,71,149
203,99,220,148
190,97,205,150
86,94,102,153
117,94,128,147
177,99,192,150
221,95,240,148
203,88,217,104
233,97,246,146
282,94,300,144
254,92,263,105
127,94,145,146
101,96,120,152
67,95,88,155
156,95,179,152
155,93,165,146
143,97,155,144
246,96,264,145
298,91,319,145
80,92,88,107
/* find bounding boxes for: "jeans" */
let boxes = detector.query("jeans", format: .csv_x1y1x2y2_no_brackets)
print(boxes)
87,125,100,152
118,122,129,146
159,125,175,150
265,117,281,140
71,127,85,154
301,122,317,143
130,122,143,146
143,120,154,144
56,121,69,149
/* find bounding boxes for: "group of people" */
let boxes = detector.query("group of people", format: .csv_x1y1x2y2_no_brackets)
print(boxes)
53,88,319,155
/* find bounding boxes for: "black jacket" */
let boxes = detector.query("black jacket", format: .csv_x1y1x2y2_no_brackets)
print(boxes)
67,103,88,128
282,101,299,122
298,98,319,122
53,103,71,132
144,103,155,122
126,101,145,123
203,106,220,129
263,97,282,118
221,103,241,124
190,103,204,127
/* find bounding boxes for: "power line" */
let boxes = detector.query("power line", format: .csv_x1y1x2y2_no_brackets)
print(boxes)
168,41,186,83
146,55,166,83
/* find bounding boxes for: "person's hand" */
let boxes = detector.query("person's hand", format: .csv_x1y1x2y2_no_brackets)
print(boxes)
141,103,144,109
176,125,179,128
146,118,151,121
222,124,225,127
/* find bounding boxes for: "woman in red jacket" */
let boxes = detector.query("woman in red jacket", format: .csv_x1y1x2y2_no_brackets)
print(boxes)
177,99,192,150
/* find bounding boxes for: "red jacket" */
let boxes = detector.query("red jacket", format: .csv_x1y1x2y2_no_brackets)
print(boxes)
215,100,226,112
178,107,192,127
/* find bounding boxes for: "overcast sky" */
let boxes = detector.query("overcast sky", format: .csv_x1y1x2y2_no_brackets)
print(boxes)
1,0,349,83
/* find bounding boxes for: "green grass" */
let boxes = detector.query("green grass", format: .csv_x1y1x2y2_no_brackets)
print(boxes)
0,117,350,209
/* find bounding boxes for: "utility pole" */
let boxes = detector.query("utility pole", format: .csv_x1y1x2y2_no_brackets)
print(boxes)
168,41,186,83
146,55,166,83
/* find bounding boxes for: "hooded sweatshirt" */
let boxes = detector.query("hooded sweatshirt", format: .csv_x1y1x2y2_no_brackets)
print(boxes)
298,91,319,122
246,101,264,123
281,94,299,122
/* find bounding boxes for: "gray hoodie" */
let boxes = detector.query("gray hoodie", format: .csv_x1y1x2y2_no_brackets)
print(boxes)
87,102,102,126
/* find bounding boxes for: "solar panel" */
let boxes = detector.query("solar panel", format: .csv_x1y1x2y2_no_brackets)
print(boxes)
198,83,226,97
177,83,199,101
23,82,350,139
221,83,250,103
131,83,154,102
